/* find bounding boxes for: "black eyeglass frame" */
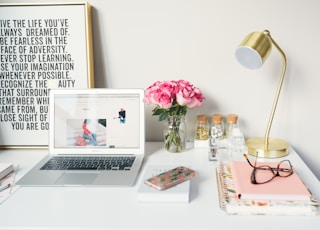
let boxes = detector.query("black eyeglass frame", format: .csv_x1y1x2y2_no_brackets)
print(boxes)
243,154,294,184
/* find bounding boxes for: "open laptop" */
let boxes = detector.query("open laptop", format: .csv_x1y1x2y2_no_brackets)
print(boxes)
17,88,145,186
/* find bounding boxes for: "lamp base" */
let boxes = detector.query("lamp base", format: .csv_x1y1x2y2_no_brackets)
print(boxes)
246,137,289,158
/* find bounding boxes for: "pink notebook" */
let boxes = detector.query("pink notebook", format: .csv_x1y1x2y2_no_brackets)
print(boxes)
230,161,311,201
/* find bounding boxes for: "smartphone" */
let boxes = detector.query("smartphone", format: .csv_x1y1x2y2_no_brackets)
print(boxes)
144,166,197,191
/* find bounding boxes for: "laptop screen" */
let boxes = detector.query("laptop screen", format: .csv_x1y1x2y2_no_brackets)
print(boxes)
49,89,144,153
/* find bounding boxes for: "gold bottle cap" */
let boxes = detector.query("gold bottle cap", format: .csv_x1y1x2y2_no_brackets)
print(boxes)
227,114,238,124
212,114,223,125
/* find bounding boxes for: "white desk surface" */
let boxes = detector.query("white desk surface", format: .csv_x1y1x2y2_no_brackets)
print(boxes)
0,142,319,230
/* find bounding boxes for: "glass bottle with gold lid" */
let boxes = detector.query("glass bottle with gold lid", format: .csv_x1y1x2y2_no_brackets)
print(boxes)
195,115,209,140
210,114,224,146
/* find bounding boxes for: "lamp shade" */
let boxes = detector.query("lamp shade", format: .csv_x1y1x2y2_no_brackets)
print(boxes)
235,31,272,69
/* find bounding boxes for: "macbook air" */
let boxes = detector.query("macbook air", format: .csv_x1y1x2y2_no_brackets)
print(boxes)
17,88,145,186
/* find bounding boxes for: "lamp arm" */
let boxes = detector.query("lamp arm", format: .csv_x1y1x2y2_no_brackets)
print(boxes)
264,33,287,149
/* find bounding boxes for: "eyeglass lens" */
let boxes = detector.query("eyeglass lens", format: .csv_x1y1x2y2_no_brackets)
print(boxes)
253,160,292,184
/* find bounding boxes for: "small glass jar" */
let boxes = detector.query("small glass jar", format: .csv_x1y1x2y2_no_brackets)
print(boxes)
195,115,209,140
225,114,238,139
210,114,224,145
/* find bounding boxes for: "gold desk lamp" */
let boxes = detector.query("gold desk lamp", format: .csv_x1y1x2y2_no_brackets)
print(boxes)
235,30,289,158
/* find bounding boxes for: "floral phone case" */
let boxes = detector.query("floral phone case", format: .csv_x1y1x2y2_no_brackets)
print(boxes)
144,166,197,191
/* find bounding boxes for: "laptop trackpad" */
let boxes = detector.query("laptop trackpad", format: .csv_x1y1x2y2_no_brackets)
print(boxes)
55,172,99,185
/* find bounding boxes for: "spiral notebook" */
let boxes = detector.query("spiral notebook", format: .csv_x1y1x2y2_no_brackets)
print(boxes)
216,164,319,216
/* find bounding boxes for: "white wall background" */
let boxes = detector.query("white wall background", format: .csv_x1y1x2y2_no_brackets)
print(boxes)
4,0,320,180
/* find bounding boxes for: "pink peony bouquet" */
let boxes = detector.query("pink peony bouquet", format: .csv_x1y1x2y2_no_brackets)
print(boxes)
144,80,205,121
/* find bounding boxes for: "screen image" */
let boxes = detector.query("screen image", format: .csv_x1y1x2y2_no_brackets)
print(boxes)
67,119,107,147
53,93,141,149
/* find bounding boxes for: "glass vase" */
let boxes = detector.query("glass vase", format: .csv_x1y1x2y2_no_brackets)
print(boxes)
164,115,187,153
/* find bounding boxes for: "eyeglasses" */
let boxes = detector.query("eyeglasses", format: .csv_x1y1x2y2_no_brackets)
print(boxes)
243,153,294,184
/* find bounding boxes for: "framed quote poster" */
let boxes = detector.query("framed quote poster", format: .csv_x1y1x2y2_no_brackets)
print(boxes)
0,2,94,148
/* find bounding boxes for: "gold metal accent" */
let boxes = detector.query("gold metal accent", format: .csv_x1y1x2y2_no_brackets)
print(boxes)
246,137,289,158
84,2,95,88
237,30,289,158
238,31,272,66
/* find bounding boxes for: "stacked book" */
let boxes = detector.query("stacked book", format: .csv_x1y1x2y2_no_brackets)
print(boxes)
216,162,320,215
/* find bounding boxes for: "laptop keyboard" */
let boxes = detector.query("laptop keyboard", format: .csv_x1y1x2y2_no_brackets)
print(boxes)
40,156,136,171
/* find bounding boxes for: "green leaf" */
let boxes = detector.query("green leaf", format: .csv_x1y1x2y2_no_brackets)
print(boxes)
152,107,164,115
159,112,168,121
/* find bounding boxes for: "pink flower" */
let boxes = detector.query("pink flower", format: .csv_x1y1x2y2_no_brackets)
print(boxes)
176,83,204,108
160,80,177,95
144,79,205,120
143,81,159,103
176,80,192,90
185,87,205,108
144,81,174,109
155,90,173,109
